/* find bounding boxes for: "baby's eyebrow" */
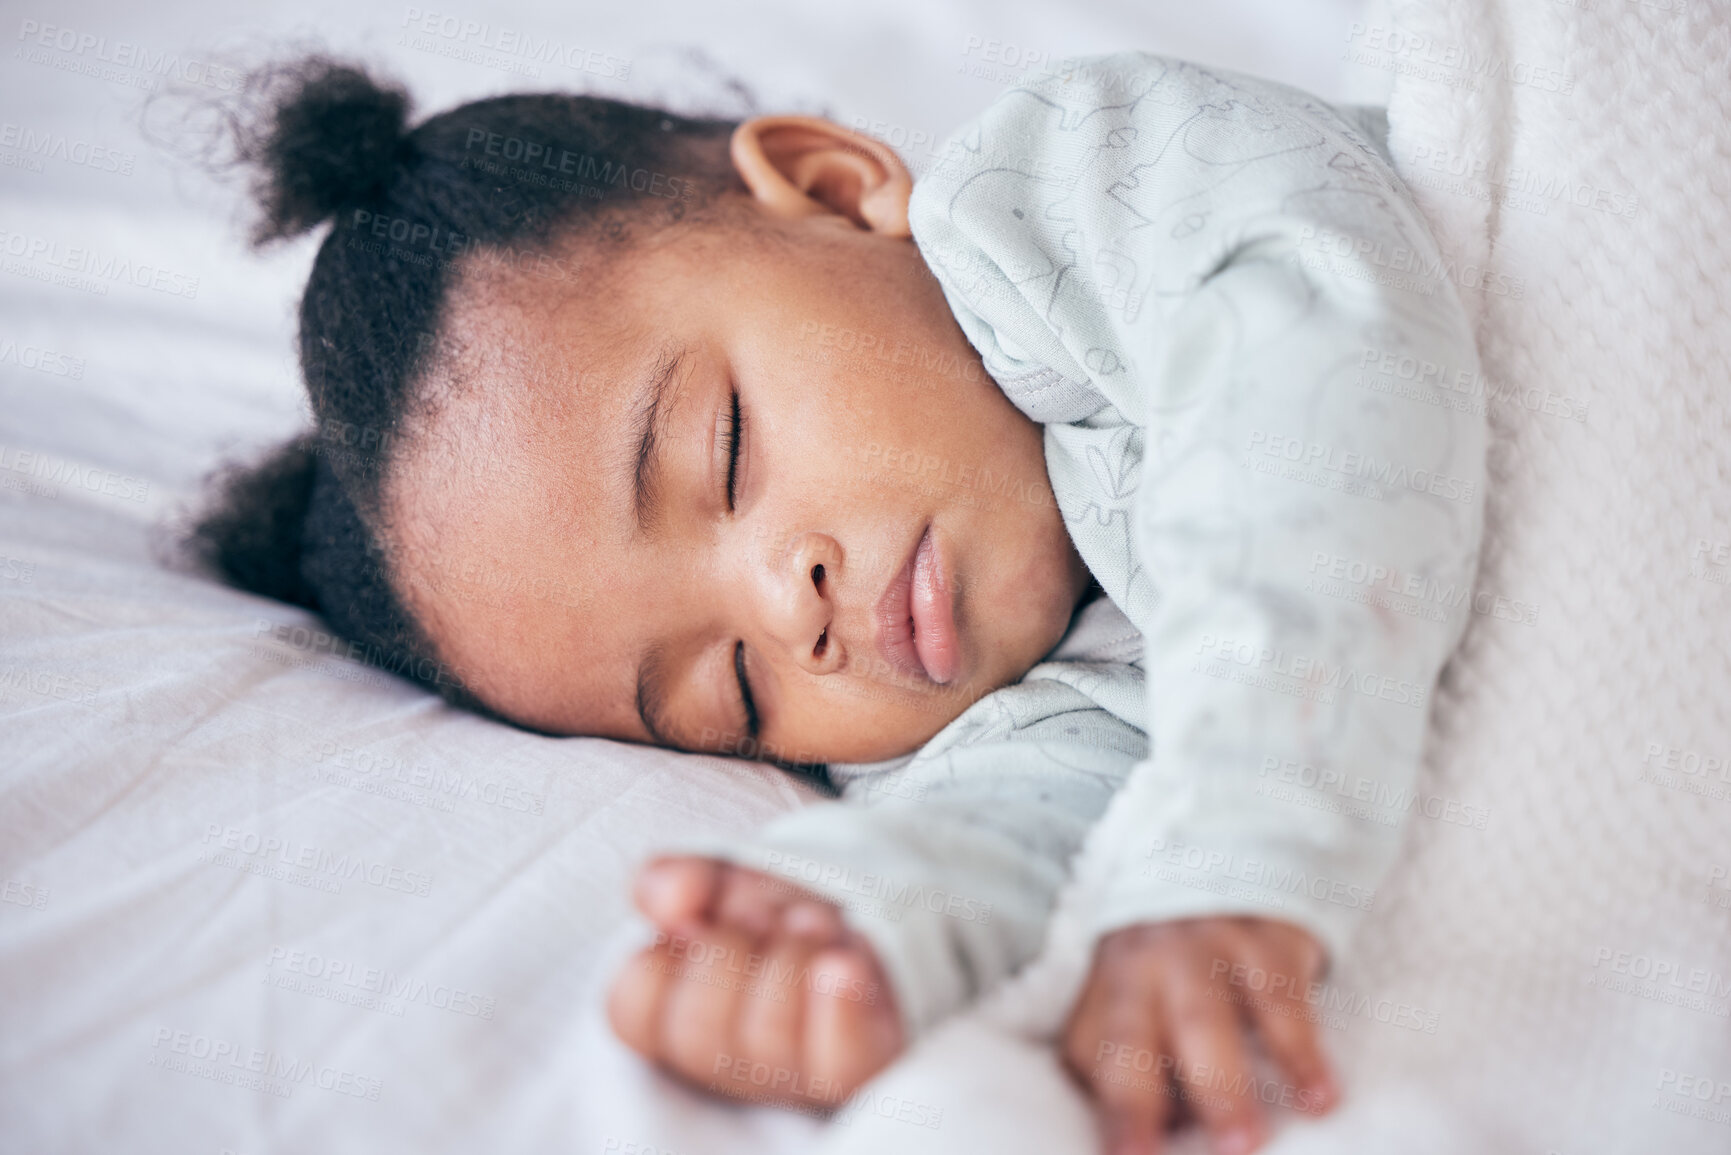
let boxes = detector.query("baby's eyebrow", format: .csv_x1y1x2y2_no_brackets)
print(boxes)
628,344,690,537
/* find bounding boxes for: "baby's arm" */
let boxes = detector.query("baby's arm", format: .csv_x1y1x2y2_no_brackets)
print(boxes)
608,702,1344,1147
609,669,1147,1097
706,672,1146,1038
1011,67,1489,1155
1054,238,1483,1151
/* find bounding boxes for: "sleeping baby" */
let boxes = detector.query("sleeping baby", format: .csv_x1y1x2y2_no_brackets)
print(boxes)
195,51,1484,1155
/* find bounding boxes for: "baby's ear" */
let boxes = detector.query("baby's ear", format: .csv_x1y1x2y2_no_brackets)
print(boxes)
729,116,912,237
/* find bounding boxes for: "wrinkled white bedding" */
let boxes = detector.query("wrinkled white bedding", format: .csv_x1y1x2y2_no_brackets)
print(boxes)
0,1,1368,1153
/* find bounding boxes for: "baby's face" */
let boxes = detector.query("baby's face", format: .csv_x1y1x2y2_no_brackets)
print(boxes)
385,123,1090,764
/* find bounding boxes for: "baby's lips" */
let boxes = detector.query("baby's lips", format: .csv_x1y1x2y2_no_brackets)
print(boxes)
910,527,961,684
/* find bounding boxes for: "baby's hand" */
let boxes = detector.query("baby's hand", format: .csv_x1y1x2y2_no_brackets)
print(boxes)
607,856,905,1111
1062,917,1338,1155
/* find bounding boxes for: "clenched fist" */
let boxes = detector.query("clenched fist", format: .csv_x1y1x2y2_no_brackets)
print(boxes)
608,855,906,1111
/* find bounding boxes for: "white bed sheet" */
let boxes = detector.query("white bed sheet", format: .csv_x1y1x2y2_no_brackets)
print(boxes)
0,1,1361,1152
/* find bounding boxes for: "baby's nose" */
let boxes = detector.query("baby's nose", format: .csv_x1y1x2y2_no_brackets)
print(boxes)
771,531,845,676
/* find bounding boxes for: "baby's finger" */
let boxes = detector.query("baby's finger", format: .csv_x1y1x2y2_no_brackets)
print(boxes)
804,946,904,1104
606,944,676,1058
1236,946,1336,1114
657,923,754,1085
1088,978,1171,1155
1248,919,1326,983
1248,998,1336,1116
781,897,846,943
731,932,820,1082
634,856,725,926
713,864,797,939
1159,962,1265,1155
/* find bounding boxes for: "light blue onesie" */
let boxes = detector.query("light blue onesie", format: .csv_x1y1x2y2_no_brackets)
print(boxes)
686,52,1486,1041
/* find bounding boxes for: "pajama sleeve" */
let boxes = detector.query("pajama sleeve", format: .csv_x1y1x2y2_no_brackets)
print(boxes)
676,652,1148,1041
903,51,1489,962
1075,228,1487,961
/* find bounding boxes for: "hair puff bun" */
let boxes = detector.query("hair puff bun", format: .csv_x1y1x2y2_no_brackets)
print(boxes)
245,57,412,244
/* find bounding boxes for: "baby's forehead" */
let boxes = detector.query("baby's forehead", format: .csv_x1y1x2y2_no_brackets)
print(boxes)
427,278,636,424
397,349,609,512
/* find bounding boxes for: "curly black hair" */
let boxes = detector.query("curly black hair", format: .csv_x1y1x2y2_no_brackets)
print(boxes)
185,55,746,708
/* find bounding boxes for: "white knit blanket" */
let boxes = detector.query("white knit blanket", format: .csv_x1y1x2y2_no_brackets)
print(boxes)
814,3,1731,1151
